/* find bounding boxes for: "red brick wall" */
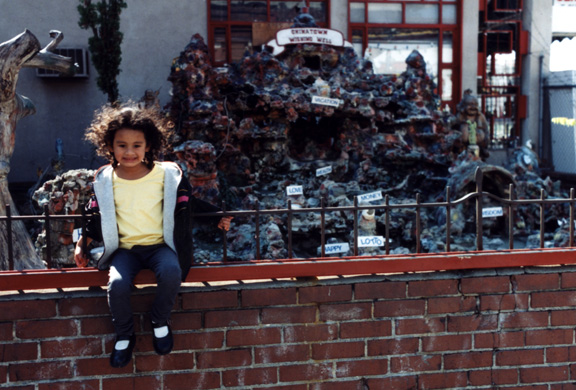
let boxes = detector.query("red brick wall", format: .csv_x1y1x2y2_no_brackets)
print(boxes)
2,268,576,389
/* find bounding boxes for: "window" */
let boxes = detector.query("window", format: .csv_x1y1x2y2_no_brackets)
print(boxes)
363,28,439,75
478,1,524,146
349,0,461,109
208,0,329,65
492,0,522,12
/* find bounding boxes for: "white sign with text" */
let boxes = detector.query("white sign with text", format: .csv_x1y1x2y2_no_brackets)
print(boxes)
276,28,345,46
316,165,332,176
286,185,304,196
482,207,504,218
358,191,383,204
324,242,350,254
312,96,342,107
73,228,82,243
358,236,386,247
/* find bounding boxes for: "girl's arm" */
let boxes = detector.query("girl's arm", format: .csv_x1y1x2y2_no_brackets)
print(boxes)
176,174,233,230
74,192,102,267
189,196,224,226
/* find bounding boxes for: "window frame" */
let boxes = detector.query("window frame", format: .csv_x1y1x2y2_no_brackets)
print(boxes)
208,0,331,66
348,0,462,110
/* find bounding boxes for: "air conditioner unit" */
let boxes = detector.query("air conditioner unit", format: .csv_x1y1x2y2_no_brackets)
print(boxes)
36,48,89,78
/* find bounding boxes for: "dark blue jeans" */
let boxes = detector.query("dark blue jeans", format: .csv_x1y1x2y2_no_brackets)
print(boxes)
107,244,181,338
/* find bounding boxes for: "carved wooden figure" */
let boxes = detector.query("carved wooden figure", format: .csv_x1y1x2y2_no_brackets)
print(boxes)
0,30,74,269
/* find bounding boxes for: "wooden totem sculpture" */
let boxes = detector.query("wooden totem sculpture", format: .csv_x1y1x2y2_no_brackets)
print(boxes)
0,30,75,269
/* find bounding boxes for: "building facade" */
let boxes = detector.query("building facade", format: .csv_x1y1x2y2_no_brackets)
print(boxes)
0,0,551,184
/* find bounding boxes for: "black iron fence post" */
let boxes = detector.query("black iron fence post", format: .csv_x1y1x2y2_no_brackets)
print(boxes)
255,201,261,260
540,189,545,249
353,197,359,256
385,195,390,255
320,197,326,258
445,187,451,252
415,193,421,253
6,204,14,270
570,188,575,247
475,168,484,251
81,206,88,260
287,200,293,258
221,201,228,262
43,205,53,269
508,183,514,250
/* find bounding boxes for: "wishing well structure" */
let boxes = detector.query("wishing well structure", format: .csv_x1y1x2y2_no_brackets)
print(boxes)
163,13,557,261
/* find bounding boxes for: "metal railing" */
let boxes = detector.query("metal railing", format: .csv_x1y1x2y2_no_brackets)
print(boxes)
2,168,576,291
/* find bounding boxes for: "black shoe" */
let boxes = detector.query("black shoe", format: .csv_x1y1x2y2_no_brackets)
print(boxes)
110,334,135,368
152,321,173,355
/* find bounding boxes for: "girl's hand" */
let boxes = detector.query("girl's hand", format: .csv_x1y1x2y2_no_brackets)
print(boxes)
218,216,233,231
74,237,90,267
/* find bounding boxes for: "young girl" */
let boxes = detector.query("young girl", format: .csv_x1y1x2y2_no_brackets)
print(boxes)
74,103,231,368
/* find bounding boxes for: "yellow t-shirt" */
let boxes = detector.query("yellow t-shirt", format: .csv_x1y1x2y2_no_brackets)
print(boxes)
113,164,165,249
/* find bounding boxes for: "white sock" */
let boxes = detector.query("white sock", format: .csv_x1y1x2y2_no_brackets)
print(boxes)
154,325,169,338
115,340,130,350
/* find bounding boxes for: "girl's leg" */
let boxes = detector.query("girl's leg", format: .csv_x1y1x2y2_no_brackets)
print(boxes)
108,249,143,337
145,245,181,325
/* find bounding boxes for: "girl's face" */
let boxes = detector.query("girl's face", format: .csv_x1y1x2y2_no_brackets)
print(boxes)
110,128,150,169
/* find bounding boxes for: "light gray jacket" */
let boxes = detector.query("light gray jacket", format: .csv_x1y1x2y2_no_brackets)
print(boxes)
91,161,182,269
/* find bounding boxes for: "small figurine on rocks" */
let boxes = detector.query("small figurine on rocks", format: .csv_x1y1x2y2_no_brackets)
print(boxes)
451,89,490,159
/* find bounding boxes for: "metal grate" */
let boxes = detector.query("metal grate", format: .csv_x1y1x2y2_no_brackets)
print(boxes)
36,48,89,78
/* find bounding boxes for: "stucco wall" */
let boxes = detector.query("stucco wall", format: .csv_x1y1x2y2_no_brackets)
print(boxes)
1,0,209,183
523,0,553,153
330,0,348,40
460,0,479,95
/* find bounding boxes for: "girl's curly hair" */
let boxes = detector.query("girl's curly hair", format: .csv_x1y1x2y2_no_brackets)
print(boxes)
85,101,173,169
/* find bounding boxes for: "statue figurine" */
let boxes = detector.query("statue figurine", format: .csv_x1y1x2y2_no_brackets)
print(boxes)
452,89,489,159
0,30,75,270
141,89,160,108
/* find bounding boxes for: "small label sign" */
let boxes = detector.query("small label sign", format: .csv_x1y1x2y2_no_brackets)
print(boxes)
358,236,385,247
316,166,332,176
286,185,304,196
482,207,504,218
312,96,341,107
324,242,350,254
358,191,383,203
73,228,82,243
